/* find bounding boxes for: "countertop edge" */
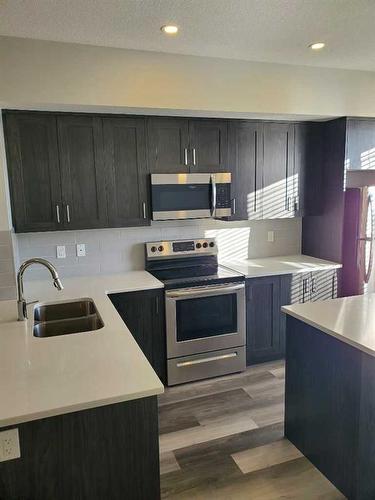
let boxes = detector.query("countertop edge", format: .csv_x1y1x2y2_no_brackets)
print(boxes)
221,255,342,279
281,306,375,358
243,263,342,278
0,385,164,428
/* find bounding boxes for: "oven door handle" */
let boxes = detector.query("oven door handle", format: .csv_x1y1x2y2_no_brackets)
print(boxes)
166,283,244,299
210,174,217,217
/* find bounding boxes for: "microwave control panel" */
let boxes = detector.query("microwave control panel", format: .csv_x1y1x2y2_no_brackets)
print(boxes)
216,183,231,208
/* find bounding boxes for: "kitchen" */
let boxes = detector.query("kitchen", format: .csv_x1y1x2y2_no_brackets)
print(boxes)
0,2,375,499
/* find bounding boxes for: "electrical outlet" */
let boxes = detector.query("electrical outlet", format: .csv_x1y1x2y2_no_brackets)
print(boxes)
76,243,86,257
0,428,20,462
267,231,275,243
56,245,66,259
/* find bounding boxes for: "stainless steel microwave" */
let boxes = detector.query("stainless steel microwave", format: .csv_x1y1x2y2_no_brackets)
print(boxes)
151,173,232,221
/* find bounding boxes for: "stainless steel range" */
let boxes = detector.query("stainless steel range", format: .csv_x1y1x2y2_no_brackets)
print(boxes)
145,238,246,385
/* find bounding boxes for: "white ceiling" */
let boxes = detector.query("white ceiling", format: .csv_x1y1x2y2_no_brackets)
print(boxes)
1,0,375,71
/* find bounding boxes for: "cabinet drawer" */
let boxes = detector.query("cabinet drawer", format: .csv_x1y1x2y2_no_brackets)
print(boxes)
167,346,246,386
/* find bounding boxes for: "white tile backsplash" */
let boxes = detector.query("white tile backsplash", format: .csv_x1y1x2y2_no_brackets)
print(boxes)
15,219,302,281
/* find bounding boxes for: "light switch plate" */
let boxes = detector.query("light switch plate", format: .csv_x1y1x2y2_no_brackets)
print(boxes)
76,243,86,257
267,231,275,243
0,428,20,462
56,245,66,258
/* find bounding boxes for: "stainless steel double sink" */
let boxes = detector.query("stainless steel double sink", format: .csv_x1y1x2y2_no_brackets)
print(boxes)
33,298,104,338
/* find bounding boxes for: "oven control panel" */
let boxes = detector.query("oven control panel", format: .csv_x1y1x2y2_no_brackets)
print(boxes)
146,238,217,259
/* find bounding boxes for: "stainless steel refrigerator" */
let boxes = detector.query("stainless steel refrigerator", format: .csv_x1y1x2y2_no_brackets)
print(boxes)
341,187,375,296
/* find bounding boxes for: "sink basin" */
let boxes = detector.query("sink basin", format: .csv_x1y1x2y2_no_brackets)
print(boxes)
33,298,104,338
33,315,104,338
34,298,96,322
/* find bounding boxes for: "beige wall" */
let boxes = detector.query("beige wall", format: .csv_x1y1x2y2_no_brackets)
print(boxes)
1,36,375,118
1,35,375,233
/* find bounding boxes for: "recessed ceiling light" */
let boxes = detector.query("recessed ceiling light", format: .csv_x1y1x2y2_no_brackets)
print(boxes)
161,25,179,35
309,42,325,50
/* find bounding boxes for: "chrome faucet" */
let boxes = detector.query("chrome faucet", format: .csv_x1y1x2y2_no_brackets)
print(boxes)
17,258,64,321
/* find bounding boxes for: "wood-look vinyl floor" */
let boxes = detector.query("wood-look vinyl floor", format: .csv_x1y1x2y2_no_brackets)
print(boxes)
158,360,346,499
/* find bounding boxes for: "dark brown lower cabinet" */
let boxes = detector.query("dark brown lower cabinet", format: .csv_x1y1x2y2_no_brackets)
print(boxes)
0,397,160,500
246,271,337,365
285,316,375,500
109,289,166,385
246,275,291,364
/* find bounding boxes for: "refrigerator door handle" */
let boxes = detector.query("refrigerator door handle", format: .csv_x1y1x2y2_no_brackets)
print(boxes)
364,195,374,284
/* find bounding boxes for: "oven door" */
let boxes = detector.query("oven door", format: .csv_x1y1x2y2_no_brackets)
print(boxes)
165,282,245,358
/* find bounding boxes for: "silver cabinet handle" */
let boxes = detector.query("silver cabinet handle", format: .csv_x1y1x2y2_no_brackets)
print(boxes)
232,198,236,215
192,148,197,166
56,205,61,224
66,204,71,223
311,277,316,294
177,352,237,368
210,174,217,217
183,148,188,166
286,196,290,212
142,202,147,219
294,195,299,212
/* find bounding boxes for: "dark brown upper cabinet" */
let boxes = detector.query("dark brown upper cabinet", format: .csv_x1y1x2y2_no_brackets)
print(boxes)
293,122,308,217
4,111,320,232
228,121,263,220
4,112,63,232
57,115,108,230
262,122,295,219
147,117,229,173
103,116,150,227
189,119,228,172
147,117,190,174
346,118,375,170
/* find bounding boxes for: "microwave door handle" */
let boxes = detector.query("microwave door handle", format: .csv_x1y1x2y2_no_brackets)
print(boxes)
210,174,217,217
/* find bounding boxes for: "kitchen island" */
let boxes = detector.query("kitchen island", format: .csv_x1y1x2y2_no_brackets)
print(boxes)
0,271,164,500
282,294,375,500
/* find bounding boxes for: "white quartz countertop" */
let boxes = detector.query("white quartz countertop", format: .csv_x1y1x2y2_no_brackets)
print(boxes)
282,293,375,357
221,254,342,278
0,271,164,428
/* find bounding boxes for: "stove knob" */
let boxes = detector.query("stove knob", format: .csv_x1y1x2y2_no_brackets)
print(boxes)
196,242,202,249
203,242,208,248
150,246,157,253
158,245,164,252
209,242,215,247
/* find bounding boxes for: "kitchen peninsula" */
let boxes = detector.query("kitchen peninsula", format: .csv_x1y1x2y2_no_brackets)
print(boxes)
282,294,375,500
0,272,164,500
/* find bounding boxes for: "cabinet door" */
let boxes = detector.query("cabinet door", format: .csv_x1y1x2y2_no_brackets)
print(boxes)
246,276,282,364
109,290,166,384
294,123,307,216
346,119,375,170
262,122,295,219
57,115,108,229
189,119,229,172
279,274,294,358
103,117,150,227
310,270,338,301
4,112,62,232
147,117,189,173
229,121,263,220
